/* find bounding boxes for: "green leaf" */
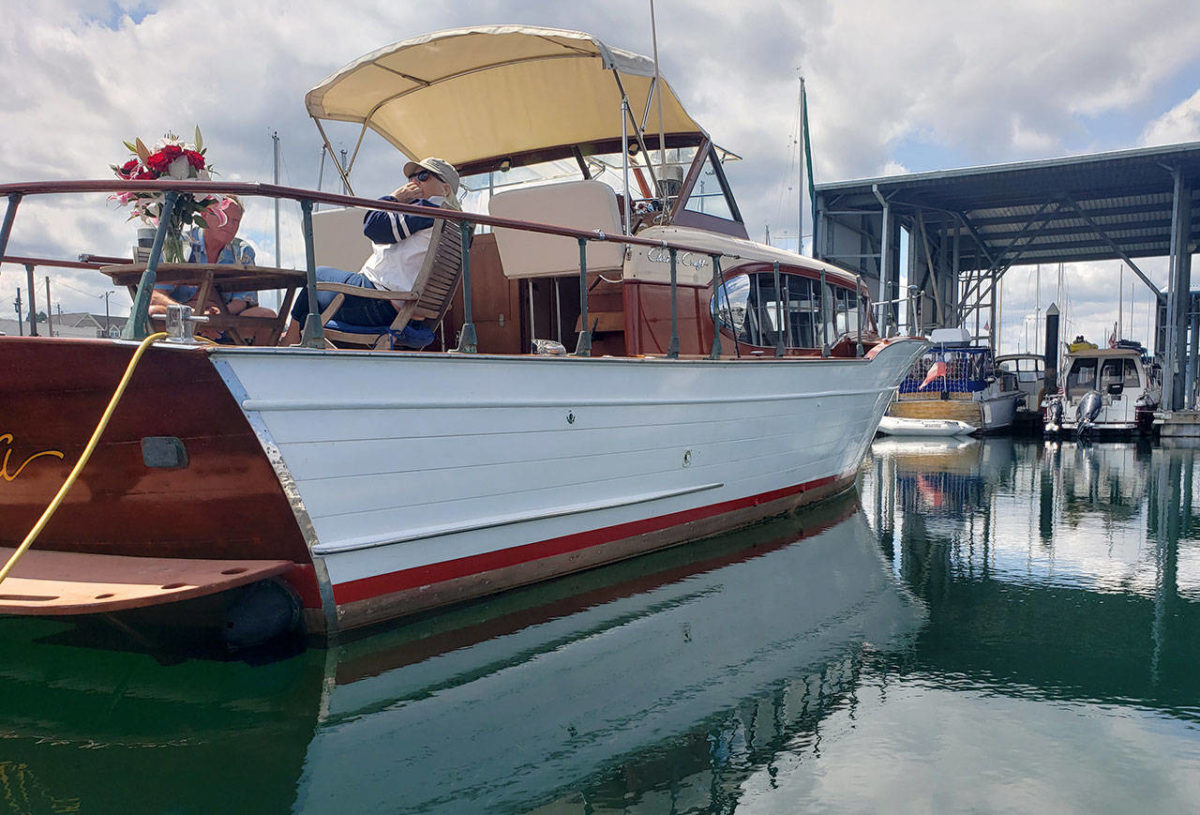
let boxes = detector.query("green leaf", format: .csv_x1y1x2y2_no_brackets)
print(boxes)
193,215,207,228
123,140,138,154
194,125,203,152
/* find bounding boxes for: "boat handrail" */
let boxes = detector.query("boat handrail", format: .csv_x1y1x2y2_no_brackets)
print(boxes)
0,179,869,356
0,179,750,258
872,283,921,338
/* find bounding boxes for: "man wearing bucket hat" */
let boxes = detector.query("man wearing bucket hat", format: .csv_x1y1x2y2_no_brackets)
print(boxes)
283,157,461,346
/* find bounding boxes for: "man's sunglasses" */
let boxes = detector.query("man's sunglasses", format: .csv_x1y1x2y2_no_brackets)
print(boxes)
408,169,442,183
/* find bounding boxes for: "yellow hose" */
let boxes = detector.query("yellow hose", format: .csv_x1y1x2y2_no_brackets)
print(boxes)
0,332,169,585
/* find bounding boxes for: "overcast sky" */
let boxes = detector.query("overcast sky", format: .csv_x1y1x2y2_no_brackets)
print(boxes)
2,0,1199,351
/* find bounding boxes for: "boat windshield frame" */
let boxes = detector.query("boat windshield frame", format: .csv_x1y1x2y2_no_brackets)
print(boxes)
459,136,745,231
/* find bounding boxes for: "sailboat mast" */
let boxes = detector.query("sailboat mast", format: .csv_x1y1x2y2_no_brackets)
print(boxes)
801,77,815,255
1118,262,1124,341
272,131,281,269
798,76,805,255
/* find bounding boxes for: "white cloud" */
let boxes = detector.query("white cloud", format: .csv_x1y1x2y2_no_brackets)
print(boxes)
1,0,1198,324
1142,88,1200,146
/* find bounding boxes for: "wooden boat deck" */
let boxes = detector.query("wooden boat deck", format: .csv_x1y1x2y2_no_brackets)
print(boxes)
0,548,292,615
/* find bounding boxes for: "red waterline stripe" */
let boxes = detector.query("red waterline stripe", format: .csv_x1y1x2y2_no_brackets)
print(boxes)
332,473,843,605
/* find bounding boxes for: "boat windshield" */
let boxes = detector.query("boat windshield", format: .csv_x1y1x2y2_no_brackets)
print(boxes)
460,145,736,224
997,356,1044,382
711,270,858,349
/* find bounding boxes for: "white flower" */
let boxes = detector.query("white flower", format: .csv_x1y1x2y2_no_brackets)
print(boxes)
166,155,193,179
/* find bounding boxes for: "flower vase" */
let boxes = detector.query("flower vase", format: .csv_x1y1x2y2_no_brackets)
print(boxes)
163,232,186,264
133,227,186,264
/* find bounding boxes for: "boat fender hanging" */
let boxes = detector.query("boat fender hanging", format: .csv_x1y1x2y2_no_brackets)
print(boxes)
223,578,303,651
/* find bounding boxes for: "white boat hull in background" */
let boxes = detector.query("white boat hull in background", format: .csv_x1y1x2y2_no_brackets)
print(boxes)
877,415,978,437
980,391,1023,431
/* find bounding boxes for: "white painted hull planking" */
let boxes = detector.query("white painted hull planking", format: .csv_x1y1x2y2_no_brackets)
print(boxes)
215,338,924,632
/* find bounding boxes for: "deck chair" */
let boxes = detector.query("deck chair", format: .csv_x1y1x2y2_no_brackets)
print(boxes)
316,208,469,350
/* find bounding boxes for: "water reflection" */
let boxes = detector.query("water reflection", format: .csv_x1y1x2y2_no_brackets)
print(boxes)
0,493,926,814
3,441,1200,813
865,437,1200,718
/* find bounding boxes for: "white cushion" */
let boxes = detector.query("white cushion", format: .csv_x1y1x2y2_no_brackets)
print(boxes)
489,180,625,279
312,207,372,271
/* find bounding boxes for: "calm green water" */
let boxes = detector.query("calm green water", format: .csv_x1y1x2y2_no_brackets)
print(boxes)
1,438,1198,814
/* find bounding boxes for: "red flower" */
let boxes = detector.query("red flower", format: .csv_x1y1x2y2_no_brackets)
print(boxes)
145,144,183,173
184,150,205,171
116,158,140,179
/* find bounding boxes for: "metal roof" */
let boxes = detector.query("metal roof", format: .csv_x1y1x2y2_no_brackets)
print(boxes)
816,141,1200,271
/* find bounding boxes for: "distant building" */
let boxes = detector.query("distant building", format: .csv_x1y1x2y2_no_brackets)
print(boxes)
0,313,127,338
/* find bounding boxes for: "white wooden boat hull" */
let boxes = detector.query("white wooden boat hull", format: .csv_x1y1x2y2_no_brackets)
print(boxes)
889,390,1022,433
216,339,924,633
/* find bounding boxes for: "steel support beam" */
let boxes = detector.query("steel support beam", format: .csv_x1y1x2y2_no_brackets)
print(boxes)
1163,168,1193,410
874,186,893,336
1059,194,1162,300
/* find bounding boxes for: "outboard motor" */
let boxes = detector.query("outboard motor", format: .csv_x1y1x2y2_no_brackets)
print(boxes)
1076,390,1103,437
1044,396,1064,434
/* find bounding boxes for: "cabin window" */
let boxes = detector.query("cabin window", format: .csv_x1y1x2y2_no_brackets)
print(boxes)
713,272,840,348
1065,359,1098,398
999,357,1044,382
832,286,860,335
1100,358,1139,389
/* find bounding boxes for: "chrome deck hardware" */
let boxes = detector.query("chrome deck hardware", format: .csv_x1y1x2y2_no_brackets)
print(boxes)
165,304,209,344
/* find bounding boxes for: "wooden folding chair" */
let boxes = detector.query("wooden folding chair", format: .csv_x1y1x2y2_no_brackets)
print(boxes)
317,211,468,350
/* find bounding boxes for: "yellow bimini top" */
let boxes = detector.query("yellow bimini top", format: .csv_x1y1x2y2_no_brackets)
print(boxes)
304,25,706,174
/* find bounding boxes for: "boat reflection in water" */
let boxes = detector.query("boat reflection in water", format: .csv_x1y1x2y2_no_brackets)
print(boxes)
0,492,926,813
867,436,1198,718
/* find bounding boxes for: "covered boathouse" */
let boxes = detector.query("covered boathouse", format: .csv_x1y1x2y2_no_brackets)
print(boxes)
812,141,1200,411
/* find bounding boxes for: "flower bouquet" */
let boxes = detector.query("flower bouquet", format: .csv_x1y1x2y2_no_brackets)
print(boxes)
111,127,225,262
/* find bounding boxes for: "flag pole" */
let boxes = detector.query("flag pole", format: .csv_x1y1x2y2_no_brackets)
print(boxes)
650,0,668,210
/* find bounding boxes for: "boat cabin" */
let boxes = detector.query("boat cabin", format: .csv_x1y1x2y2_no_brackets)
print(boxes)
1045,346,1160,435
305,26,875,358
995,353,1045,412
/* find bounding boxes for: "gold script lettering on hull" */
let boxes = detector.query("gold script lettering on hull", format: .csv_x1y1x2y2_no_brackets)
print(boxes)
0,434,65,482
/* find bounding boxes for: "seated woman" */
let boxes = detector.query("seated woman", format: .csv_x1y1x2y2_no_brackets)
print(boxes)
149,197,277,344
281,157,459,347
